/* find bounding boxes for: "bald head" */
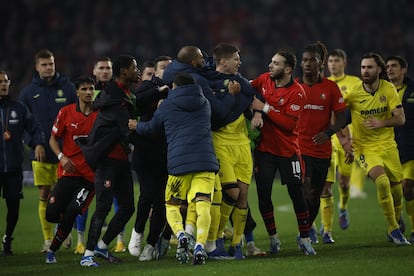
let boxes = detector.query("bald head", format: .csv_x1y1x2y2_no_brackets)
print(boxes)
177,46,204,68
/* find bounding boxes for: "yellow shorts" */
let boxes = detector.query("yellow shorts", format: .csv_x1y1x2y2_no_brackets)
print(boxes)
165,172,215,203
214,173,222,191
356,146,403,182
402,160,414,181
32,161,58,186
215,143,253,185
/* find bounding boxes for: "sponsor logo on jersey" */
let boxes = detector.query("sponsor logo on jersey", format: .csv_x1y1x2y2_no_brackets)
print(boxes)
360,106,388,116
304,104,324,110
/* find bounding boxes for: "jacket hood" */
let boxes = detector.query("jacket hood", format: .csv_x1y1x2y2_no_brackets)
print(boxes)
169,84,206,112
93,81,124,109
163,60,199,85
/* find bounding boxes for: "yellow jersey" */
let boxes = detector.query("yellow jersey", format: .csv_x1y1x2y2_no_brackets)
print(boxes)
344,79,402,151
212,114,250,146
328,74,361,146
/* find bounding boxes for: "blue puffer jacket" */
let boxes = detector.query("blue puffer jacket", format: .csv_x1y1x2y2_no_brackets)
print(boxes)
0,96,45,172
136,84,219,176
395,77,414,163
19,72,76,163
163,60,237,130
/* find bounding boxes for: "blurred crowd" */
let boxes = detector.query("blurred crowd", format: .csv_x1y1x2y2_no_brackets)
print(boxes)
1,0,413,96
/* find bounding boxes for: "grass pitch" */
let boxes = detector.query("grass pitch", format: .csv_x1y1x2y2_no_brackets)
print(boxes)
0,178,413,275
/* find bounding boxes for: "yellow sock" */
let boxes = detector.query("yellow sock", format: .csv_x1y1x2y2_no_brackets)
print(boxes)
320,196,334,233
406,199,414,233
231,207,248,247
218,200,234,238
351,162,365,192
195,200,212,246
208,190,222,242
166,204,184,235
339,186,350,210
39,199,53,241
375,174,399,232
185,201,197,235
390,183,403,221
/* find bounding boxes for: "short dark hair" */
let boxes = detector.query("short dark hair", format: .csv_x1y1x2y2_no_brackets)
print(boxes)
328,49,347,61
173,73,195,87
275,50,297,70
154,55,172,69
74,75,95,90
94,56,112,65
112,55,135,77
35,49,54,63
385,55,408,69
142,61,155,69
213,43,240,64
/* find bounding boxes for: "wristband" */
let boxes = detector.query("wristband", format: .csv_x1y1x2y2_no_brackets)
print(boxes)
57,152,64,161
324,129,335,137
262,103,270,114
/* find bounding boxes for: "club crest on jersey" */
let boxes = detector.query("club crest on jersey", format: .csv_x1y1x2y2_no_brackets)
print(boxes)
278,98,285,105
320,93,326,100
290,104,300,111
380,95,386,103
104,180,112,188
49,196,55,204
8,110,19,124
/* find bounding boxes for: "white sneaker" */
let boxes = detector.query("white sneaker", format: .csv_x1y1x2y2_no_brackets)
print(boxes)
350,187,367,199
139,244,154,261
246,241,266,257
128,229,143,257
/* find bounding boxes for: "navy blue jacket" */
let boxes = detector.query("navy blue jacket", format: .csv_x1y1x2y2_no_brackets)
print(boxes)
19,72,76,163
0,96,45,172
136,84,219,176
163,60,237,130
395,77,414,163
202,70,257,130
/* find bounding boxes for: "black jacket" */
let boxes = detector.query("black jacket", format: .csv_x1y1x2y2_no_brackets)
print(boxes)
131,78,167,169
78,81,136,170
395,77,414,163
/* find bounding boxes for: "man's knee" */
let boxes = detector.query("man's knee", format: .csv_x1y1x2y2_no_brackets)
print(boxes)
222,183,239,205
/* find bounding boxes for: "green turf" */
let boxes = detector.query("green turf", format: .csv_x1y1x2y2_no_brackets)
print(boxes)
0,178,413,275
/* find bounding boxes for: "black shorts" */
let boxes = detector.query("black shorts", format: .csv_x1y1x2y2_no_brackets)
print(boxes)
0,171,23,200
254,150,303,186
302,155,331,184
